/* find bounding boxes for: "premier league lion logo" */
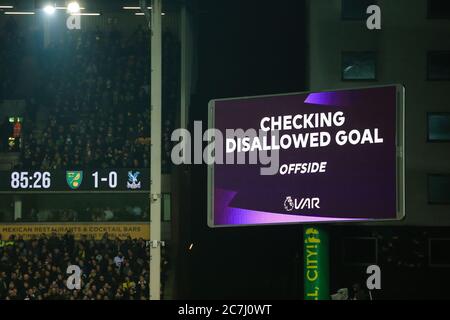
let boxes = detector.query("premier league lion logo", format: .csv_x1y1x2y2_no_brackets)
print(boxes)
284,196,294,211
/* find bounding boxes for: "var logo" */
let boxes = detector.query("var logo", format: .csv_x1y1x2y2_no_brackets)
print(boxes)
283,196,320,211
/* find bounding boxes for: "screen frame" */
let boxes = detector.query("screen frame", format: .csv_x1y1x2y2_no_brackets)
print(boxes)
207,84,405,228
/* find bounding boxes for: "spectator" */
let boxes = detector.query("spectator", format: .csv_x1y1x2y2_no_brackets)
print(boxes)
114,252,124,268
104,207,114,221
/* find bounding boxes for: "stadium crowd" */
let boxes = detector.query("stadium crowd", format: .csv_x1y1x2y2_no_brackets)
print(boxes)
16,205,150,222
0,16,177,301
0,17,25,100
0,232,168,300
1,18,178,172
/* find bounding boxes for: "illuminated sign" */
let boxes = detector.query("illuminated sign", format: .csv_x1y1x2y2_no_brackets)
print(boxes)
0,223,150,240
208,85,405,226
304,226,329,300
0,169,149,193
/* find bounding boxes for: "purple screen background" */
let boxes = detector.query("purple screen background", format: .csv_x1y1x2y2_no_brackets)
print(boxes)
212,86,398,226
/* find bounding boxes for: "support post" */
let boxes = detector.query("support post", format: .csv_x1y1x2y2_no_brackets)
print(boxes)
150,0,162,300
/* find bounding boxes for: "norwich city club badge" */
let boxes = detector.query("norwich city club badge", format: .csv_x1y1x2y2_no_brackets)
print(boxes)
66,171,83,189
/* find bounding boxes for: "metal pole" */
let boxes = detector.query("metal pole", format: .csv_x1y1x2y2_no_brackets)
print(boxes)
150,0,162,300
180,5,189,131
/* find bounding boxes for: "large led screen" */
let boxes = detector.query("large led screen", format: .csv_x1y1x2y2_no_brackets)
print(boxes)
208,85,405,227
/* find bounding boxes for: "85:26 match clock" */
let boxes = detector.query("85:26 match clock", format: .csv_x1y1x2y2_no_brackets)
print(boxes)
0,169,149,193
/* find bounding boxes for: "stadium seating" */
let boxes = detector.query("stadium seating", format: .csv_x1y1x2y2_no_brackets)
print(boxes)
1,22,179,172
0,233,168,300
0,19,176,300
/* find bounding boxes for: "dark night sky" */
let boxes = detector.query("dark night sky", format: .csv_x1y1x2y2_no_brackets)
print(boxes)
181,0,308,299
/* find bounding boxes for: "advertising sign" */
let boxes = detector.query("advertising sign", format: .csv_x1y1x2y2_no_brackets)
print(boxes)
0,223,150,240
304,226,329,300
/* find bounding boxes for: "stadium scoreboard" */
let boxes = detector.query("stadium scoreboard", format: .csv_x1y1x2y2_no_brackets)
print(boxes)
0,169,149,193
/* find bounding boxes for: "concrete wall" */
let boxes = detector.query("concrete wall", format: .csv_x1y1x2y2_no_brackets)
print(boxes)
308,0,450,225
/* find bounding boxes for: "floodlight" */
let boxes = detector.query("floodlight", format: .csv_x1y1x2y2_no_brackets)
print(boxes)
43,4,55,15
67,1,80,14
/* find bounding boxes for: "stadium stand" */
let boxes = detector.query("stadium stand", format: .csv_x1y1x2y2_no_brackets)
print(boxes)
1,20,179,172
14,205,150,222
0,17,177,300
0,232,170,300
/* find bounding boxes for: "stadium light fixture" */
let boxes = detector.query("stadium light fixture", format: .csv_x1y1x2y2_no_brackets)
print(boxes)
124,6,152,10
55,6,84,10
135,12,165,16
67,1,80,13
4,11,35,15
70,12,100,16
43,4,56,15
